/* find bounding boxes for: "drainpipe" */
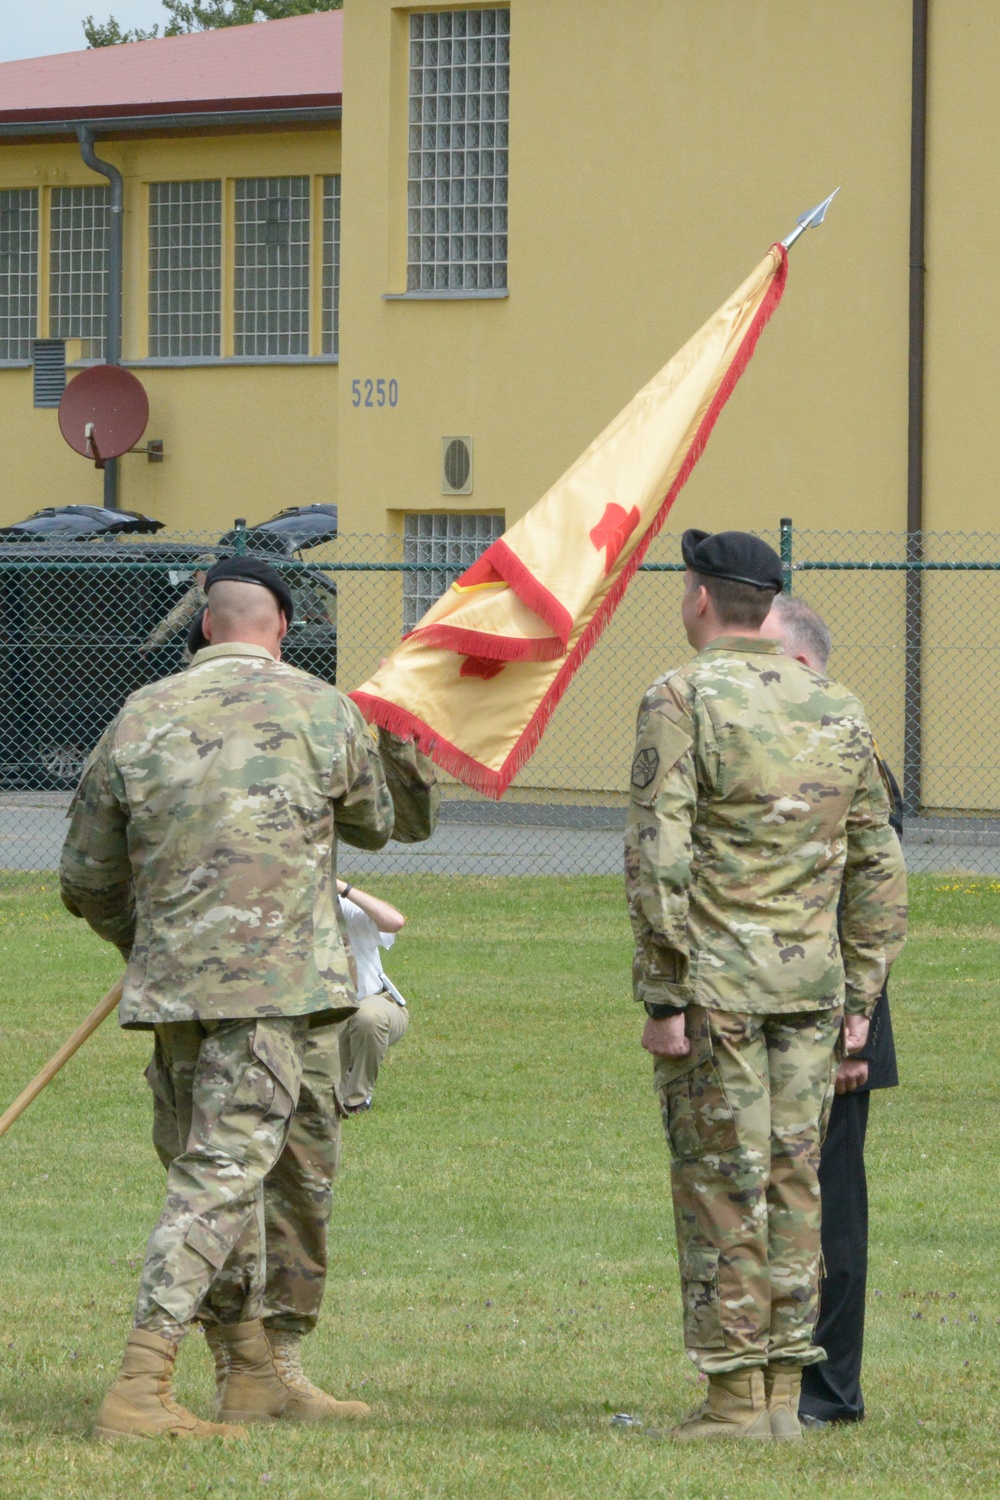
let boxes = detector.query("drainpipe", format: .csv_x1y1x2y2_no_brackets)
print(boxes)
76,125,123,509
904,0,928,818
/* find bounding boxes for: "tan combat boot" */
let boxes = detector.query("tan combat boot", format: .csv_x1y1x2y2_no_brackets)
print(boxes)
94,1329,247,1443
765,1364,803,1442
670,1369,772,1441
205,1320,370,1423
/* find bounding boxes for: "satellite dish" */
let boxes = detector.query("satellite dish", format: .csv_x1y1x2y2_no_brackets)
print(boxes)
58,365,150,469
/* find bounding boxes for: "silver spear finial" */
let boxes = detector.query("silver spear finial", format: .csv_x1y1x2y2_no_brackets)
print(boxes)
781,189,840,250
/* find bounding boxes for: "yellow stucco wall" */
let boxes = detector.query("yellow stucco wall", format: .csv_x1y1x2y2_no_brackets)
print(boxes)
337,0,913,540
923,3,1000,534
1,5,994,812
0,129,340,533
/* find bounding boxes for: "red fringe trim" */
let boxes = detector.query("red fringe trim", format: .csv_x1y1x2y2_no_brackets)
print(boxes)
350,691,509,797
409,622,565,663
353,246,788,799
486,537,575,647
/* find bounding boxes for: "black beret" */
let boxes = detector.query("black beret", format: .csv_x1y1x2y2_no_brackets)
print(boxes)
681,529,782,592
203,556,295,624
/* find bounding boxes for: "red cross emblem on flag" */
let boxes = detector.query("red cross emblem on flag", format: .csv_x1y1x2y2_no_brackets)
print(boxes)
589,503,641,575
459,656,506,680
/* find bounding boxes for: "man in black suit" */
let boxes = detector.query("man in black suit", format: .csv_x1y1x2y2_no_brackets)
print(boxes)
760,594,901,1426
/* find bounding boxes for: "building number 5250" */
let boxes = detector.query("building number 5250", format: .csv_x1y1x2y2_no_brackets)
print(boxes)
351,378,399,408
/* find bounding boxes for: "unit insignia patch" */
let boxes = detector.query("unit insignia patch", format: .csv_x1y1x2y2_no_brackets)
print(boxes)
631,747,660,789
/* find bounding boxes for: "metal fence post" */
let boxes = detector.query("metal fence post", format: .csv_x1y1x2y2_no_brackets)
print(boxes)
904,537,923,818
780,517,793,595
233,518,247,557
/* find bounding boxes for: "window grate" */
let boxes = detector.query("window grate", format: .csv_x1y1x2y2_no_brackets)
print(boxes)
49,186,110,359
402,511,504,631
321,175,341,357
148,180,222,358
234,176,310,357
407,9,510,293
0,189,38,361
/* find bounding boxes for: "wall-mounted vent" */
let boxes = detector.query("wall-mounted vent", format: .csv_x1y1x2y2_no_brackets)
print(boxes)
33,340,66,409
442,436,473,496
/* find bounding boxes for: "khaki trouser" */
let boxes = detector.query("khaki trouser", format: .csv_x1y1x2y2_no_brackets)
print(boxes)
654,1005,841,1374
140,1016,308,1340
338,991,410,1110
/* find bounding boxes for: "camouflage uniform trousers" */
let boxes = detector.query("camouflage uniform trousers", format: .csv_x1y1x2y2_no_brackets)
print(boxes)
261,1023,343,1336
653,1004,842,1374
139,1015,308,1339
259,999,410,1335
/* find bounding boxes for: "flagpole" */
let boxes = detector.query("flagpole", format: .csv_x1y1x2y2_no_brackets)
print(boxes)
0,979,123,1139
782,189,840,250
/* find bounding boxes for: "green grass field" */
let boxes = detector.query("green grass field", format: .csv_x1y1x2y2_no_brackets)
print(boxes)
0,874,997,1499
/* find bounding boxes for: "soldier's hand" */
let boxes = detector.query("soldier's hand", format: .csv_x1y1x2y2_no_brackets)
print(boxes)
843,1014,870,1055
642,1014,690,1058
835,1057,869,1094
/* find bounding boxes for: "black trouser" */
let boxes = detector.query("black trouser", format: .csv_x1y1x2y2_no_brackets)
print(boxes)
799,1090,870,1422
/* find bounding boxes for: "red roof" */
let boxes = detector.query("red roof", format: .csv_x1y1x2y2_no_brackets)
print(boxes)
0,12,342,126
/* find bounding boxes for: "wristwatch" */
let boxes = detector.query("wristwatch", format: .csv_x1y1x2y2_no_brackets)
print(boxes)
644,1001,684,1020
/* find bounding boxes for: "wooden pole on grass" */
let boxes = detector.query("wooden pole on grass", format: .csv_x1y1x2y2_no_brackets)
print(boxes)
0,978,123,1139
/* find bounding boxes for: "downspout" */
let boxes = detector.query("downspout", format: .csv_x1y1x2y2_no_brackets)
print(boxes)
76,125,123,509
904,0,928,817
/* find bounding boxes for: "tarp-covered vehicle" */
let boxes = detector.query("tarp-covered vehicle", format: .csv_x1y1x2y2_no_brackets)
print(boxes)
0,504,338,788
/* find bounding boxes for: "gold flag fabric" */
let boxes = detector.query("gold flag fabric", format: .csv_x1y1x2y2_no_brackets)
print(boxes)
352,244,788,798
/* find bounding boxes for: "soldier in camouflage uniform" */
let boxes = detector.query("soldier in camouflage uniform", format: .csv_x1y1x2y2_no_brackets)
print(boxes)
60,556,410,1442
217,741,438,1411
626,530,907,1444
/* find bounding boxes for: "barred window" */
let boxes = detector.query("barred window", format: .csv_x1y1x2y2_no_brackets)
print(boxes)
321,175,341,357
403,512,505,631
49,186,110,358
234,176,310,357
0,189,38,361
407,9,510,293
148,181,222,357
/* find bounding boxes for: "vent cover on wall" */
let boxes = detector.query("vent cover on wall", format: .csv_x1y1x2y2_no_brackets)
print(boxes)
441,436,473,495
33,341,66,409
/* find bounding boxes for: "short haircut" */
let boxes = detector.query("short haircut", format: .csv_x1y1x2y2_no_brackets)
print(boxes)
770,593,832,671
694,571,776,630
205,578,283,633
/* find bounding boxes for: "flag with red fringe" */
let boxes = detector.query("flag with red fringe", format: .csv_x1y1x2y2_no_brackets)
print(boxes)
352,243,788,799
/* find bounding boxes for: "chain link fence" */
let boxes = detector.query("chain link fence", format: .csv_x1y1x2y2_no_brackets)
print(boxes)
1,520,997,886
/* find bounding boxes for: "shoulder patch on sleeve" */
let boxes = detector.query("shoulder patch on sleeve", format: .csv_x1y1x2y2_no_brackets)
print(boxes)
631,746,660,789
630,711,693,802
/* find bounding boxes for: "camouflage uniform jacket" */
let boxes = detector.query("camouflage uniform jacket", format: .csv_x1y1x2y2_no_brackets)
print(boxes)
377,725,440,844
60,643,406,1030
625,636,907,1018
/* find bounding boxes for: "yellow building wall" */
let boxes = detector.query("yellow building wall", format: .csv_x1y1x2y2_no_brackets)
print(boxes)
924,3,1000,535
0,129,340,533
337,0,913,542
908,4,1000,809
2,7,992,812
